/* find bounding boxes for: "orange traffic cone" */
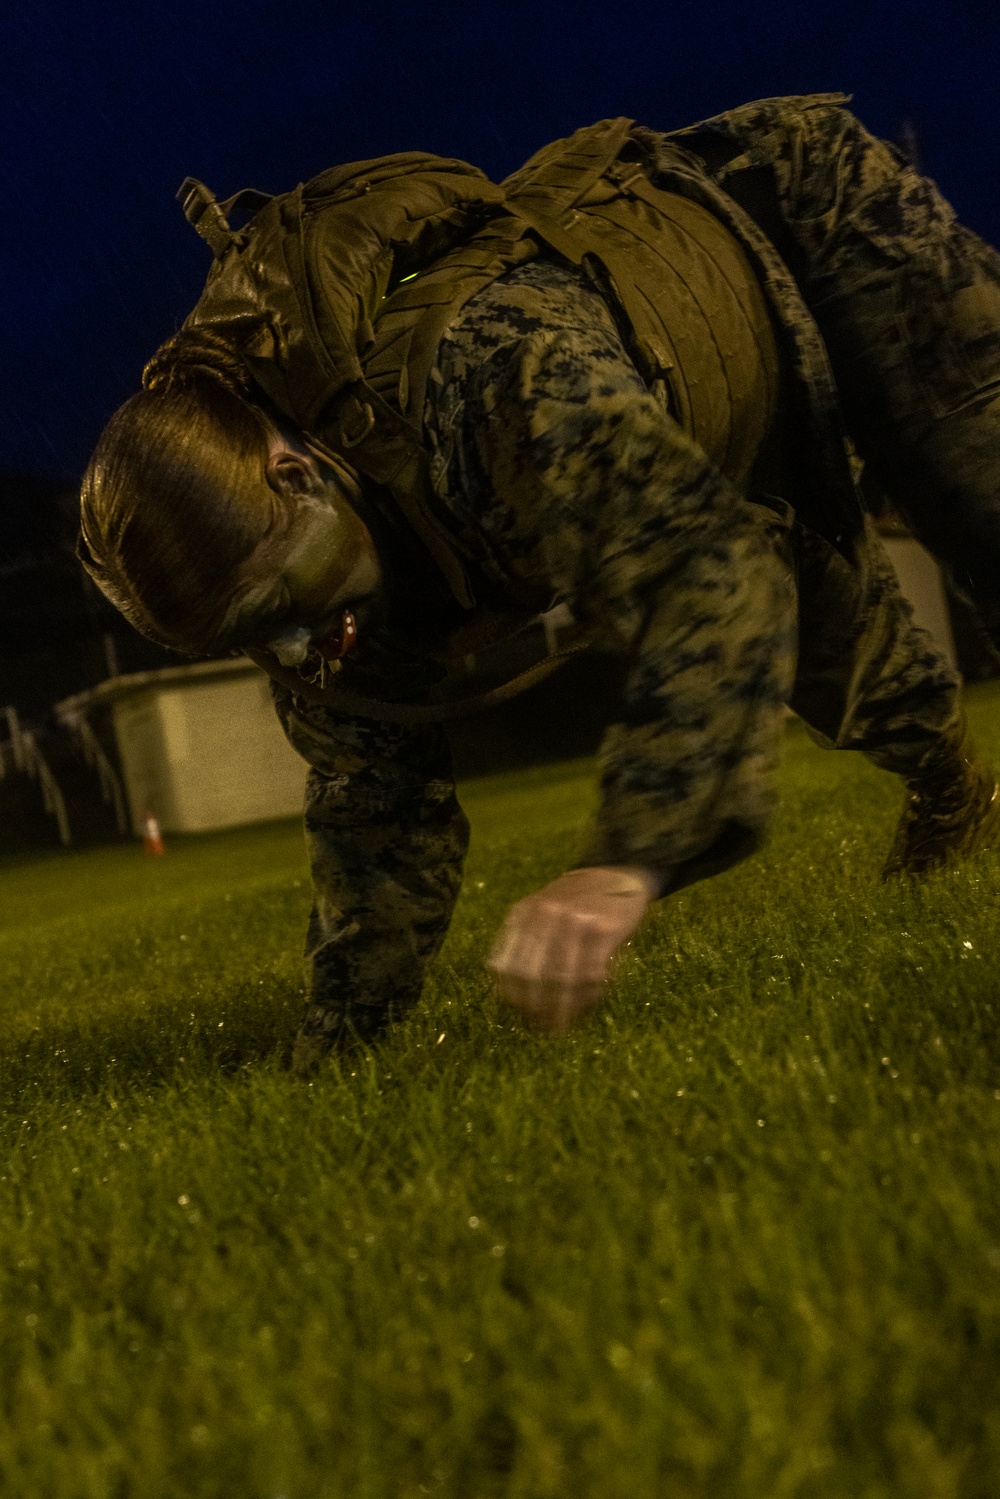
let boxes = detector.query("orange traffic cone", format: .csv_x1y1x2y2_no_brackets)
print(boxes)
142,812,165,856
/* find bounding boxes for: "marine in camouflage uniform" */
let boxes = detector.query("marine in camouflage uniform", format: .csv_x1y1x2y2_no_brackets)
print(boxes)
275,95,1000,1052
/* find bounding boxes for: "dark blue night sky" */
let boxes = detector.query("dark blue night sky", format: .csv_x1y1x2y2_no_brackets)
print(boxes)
4,0,998,482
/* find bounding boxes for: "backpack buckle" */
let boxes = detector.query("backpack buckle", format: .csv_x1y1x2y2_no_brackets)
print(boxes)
176,178,236,257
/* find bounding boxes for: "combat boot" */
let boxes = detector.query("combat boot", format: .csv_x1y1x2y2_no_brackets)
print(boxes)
290,1003,391,1075
881,715,1000,879
290,1029,333,1077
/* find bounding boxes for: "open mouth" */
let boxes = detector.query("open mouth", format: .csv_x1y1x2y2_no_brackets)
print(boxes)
313,608,358,662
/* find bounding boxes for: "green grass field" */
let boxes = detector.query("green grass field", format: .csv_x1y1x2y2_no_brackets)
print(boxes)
3,688,1000,1498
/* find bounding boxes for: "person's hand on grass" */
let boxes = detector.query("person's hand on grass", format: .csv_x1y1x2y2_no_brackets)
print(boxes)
487,865,661,1034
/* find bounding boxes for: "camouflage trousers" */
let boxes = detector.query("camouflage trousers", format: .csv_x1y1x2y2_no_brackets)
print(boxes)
273,509,959,1045
271,688,470,1045
680,94,1000,638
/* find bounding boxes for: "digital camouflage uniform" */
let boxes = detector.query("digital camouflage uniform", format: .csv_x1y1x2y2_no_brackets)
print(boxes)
272,95,993,1048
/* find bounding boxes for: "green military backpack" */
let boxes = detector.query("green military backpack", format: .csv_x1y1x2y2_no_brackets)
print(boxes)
174,108,865,719
179,117,786,610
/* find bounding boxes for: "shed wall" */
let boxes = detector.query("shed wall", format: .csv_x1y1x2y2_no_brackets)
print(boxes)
113,670,307,834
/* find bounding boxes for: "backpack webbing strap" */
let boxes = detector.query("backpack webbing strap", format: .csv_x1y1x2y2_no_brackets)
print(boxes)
245,642,586,723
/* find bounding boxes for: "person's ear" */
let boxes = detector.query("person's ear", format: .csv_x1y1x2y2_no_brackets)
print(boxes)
265,449,319,496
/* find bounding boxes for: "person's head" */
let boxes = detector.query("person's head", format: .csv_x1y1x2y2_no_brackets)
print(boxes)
78,329,383,662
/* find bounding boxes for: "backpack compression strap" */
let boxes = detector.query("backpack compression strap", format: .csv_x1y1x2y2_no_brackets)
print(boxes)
244,643,586,724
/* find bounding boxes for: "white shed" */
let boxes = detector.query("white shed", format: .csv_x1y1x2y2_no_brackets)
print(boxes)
57,658,308,836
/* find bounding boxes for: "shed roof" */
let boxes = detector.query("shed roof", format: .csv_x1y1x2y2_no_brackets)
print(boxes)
54,656,260,721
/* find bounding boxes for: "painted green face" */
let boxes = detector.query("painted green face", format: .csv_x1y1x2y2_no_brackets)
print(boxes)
213,478,384,662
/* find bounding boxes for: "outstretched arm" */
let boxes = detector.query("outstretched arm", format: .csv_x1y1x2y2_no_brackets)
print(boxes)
448,323,797,1032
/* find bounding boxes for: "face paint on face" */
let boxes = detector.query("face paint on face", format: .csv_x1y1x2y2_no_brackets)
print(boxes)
212,477,383,658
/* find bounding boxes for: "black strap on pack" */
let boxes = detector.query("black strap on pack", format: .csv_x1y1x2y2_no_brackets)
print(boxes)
245,642,587,723
177,178,274,257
